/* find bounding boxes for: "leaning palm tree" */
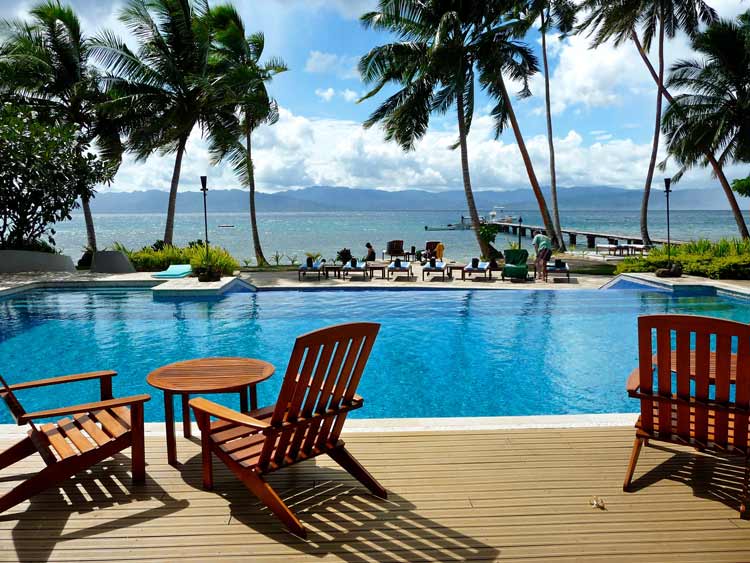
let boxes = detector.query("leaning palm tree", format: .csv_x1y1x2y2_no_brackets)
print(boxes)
208,4,287,267
0,0,122,252
578,0,735,243
662,13,750,211
514,1,577,252
92,0,214,245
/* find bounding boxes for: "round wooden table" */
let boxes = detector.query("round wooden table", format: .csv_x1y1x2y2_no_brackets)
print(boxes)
147,357,274,465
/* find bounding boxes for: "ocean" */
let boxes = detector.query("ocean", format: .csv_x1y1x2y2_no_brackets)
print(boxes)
53,209,750,265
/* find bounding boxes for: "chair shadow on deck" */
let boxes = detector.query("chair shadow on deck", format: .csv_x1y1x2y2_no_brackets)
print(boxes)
628,443,747,513
2,453,188,563
180,452,501,563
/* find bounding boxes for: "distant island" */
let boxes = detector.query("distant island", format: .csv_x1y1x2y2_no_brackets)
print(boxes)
87,185,745,213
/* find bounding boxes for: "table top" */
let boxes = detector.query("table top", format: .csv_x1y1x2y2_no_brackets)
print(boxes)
368,262,388,269
147,357,275,393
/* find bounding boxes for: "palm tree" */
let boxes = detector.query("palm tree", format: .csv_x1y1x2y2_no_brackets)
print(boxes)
662,13,750,214
92,0,214,246
208,5,287,267
578,0,731,243
515,1,577,252
0,0,122,252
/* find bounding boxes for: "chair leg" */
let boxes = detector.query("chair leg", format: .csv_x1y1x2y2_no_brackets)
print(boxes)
329,445,387,499
194,411,213,490
237,469,306,538
623,437,645,492
0,436,36,471
130,403,146,485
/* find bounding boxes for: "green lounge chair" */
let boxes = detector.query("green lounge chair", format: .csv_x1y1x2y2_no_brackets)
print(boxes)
502,249,529,281
151,264,192,279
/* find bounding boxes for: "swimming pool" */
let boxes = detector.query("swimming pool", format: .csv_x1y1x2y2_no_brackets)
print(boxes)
1,286,748,423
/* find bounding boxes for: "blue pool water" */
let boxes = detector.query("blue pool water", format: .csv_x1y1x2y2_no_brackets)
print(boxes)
1,286,749,423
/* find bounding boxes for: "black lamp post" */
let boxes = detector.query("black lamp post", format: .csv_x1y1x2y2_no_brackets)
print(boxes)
664,177,672,269
200,175,209,261
517,216,523,248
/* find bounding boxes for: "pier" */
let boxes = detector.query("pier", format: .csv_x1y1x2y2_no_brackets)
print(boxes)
492,222,686,248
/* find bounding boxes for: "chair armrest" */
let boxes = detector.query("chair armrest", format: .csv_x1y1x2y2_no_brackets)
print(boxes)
189,397,270,430
19,394,150,423
8,370,117,392
626,368,641,393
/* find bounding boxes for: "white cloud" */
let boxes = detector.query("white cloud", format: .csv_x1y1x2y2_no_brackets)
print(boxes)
314,87,336,102
304,50,359,80
340,89,359,102
266,0,376,20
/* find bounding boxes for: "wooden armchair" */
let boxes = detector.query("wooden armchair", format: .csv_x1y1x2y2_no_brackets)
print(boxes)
384,240,406,261
0,370,150,513
190,322,386,538
624,314,750,518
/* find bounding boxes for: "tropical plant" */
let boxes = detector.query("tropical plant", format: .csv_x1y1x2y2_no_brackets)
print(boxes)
117,241,239,275
271,250,283,266
514,1,577,252
0,104,107,250
662,12,750,225
577,0,748,242
92,0,218,245
0,0,123,252
336,248,353,264
208,4,287,267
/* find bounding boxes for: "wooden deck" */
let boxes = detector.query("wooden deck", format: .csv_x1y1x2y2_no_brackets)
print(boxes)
1,426,749,562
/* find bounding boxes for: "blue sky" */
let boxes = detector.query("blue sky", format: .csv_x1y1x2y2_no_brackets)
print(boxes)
3,0,748,194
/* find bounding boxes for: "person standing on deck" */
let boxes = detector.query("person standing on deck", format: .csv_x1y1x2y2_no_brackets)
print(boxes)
532,231,553,281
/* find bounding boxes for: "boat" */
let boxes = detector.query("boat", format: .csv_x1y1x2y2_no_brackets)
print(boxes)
488,206,516,224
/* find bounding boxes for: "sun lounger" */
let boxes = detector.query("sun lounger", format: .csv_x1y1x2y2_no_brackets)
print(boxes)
343,260,369,279
501,249,528,281
388,260,412,280
383,240,406,261
422,260,447,281
0,371,150,513
464,260,492,280
151,264,192,279
624,315,750,519
190,322,386,537
298,261,324,281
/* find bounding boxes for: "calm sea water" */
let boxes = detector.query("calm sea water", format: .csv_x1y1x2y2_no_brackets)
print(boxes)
1,286,748,422
52,209,750,264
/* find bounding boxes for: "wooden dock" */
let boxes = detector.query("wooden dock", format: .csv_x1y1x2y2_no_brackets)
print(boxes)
1,426,749,562
493,221,686,248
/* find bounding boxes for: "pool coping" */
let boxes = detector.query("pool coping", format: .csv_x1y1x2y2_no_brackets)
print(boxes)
0,413,639,438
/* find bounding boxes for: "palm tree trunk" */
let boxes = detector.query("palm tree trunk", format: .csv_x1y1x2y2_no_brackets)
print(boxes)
541,10,565,251
246,125,268,266
81,194,97,252
498,75,558,247
631,29,750,239
163,136,187,245
456,90,490,258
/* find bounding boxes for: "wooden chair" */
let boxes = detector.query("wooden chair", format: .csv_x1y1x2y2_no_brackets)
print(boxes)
0,370,150,513
190,322,387,538
385,240,406,261
624,314,750,518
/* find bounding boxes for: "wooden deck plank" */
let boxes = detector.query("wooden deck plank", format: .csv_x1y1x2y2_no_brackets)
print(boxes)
0,426,747,562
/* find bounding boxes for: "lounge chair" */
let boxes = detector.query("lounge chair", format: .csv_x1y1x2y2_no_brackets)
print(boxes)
501,249,529,281
151,264,192,279
388,260,412,280
422,260,447,281
624,314,750,518
0,371,150,513
343,260,369,279
189,322,387,537
298,260,325,281
383,240,406,261
464,260,492,280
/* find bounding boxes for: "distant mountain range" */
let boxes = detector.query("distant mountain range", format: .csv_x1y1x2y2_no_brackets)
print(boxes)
87,185,745,213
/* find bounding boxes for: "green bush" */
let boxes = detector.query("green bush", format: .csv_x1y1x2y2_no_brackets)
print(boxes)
114,242,239,275
615,238,750,279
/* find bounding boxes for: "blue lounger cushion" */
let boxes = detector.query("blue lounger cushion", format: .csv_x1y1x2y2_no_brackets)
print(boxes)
299,261,323,271
424,261,446,270
343,261,365,270
389,262,410,270
464,261,490,271
151,264,192,279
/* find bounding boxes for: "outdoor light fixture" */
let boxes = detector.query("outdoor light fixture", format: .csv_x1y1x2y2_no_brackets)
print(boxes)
664,178,672,268
518,216,524,247
200,175,209,257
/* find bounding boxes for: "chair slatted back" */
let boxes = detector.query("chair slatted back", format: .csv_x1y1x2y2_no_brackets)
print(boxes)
258,323,380,470
0,375,26,424
386,240,404,255
637,315,750,453
425,241,440,253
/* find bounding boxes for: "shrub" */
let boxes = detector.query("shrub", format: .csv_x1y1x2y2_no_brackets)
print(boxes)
116,242,239,275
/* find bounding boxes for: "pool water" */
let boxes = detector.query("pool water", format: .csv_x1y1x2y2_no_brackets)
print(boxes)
1,287,748,423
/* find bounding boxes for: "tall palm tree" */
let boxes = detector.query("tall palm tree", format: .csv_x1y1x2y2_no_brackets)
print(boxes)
579,0,725,244
92,0,214,245
662,13,750,212
515,1,577,252
208,5,287,267
0,0,122,252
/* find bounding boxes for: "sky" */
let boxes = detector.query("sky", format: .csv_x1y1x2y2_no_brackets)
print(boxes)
2,0,749,195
